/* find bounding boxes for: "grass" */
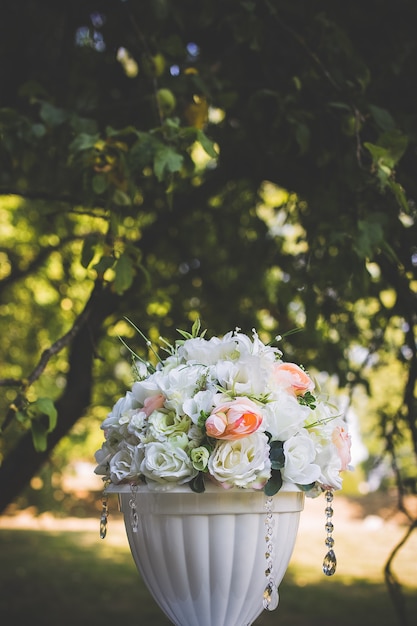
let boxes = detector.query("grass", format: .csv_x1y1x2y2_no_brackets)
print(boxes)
1,494,416,626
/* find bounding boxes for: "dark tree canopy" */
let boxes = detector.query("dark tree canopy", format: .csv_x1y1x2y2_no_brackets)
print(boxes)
1,1,417,616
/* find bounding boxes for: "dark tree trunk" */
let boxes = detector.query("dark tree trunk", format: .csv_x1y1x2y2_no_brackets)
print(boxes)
0,282,121,514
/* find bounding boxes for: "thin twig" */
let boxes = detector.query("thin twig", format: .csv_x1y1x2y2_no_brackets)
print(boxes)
384,519,417,626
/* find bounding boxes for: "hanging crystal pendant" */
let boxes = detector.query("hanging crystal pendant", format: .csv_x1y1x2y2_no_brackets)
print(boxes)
323,549,337,576
263,582,279,611
322,490,337,576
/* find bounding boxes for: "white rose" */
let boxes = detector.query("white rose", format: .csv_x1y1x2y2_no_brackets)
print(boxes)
183,389,218,424
315,443,343,490
109,444,142,483
207,431,271,489
178,335,238,365
281,430,321,485
140,441,198,486
214,354,267,396
147,410,192,441
167,365,211,413
94,442,116,475
127,409,148,439
168,433,189,449
263,394,310,440
101,391,138,438
131,371,165,405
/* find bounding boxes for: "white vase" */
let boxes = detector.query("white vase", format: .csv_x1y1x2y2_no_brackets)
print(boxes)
107,484,304,626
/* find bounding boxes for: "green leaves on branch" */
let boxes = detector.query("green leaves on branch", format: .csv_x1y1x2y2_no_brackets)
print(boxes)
81,233,150,295
71,118,217,295
80,220,151,295
364,124,409,213
113,253,135,294
153,144,184,182
355,215,386,259
69,118,218,199
16,398,57,452
91,251,139,295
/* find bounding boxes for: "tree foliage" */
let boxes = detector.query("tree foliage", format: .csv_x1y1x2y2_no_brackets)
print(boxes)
1,0,417,617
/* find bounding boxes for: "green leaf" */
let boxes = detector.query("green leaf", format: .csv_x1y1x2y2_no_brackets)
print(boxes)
196,129,218,158
31,420,48,452
189,472,206,493
387,179,410,213
364,142,391,165
264,469,283,496
69,132,100,153
269,440,285,469
355,216,386,258
92,174,108,195
298,390,317,410
191,318,202,337
153,146,184,181
364,130,408,170
296,482,316,492
81,234,99,268
112,189,132,206
113,254,135,294
31,123,46,138
93,255,115,274
369,104,396,131
28,398,58,452
130,132,160,170
328,101,353,112
39,101,68,126
33,397,57,432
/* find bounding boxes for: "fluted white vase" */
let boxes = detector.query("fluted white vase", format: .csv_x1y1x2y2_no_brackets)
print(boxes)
108,484,304,626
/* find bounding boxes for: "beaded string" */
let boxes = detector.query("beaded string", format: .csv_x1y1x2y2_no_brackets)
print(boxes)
263,497,279,611
322,490,337,576
99,480,111,539
99,494,108,539
129,484,139,532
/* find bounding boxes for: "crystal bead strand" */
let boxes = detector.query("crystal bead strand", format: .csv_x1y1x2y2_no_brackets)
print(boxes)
322,490,337,576
99,491,109,539
129,484,139,533
262,496,279,611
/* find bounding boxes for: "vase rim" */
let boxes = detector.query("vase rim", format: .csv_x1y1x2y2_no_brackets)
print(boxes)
107,483,305,515
105,481,302,494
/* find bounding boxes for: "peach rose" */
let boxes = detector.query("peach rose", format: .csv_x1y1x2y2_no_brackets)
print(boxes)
332,424,351,471
205,397,263,440
273,362,314,396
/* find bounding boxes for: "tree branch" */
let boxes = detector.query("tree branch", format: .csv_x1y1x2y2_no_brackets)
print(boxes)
0,278,121,514
0,279,105,432
384,519,417,626
0,235,74,292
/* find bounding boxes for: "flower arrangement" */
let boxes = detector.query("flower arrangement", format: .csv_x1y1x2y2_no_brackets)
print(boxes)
94,320,351,497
